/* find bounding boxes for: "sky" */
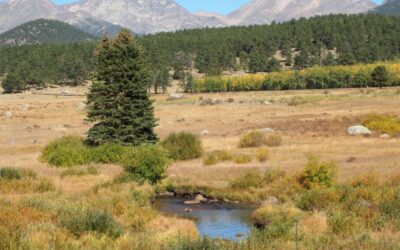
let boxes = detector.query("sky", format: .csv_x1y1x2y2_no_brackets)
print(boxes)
53,0,385,15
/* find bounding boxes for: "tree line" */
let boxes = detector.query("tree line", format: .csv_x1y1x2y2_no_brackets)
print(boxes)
1,14,400,93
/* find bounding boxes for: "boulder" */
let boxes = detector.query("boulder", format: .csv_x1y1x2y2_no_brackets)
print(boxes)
168,93,184,100
347,125,371,136
200,130,211,136
194,194,208,203
380,134,390,139
262,196,279,205
184,200,201,205
263,101,272,105
21,104,31,111
257,128,275,134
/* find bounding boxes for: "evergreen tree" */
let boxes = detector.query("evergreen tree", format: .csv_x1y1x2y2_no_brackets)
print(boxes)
86,30,158,146
371,65,389,89
323,52,336,66
266,58,282,72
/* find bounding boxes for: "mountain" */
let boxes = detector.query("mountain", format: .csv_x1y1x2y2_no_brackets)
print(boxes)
0,0,382,36
64,0,208,34
0,19,95,46
374,0,400,15
0,0,124,36
228,0,376,25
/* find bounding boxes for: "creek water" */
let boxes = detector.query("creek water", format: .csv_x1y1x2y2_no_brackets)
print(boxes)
154,197,257,240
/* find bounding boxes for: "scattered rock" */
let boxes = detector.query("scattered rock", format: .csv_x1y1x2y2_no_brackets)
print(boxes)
194,194,208,203
168,93,184,100
3,111,12,117
257,128,275,134
263,101,272,105
200,98,221,106
200,130,211,136
184,208,193,213
380,134,390,139
157,191,175,197
184,200,201,205
60,90,69,96
208,199,219,203
262,196,279,205
20,104,31,111
347,125,371,136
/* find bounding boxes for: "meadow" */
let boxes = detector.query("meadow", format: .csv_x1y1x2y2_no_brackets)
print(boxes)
1,85,400,249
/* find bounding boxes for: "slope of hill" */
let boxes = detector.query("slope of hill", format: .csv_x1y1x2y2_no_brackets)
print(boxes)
228,0,376,25
0,0,125,36
374,0,400,15
0,19,95,46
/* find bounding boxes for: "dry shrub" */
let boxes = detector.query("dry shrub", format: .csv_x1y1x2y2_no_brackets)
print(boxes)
238,131,266,148
300,212,328,235
351,173,380,188
202,150,233,166
264,134,283,147
256,149,269,162
233,154,252,164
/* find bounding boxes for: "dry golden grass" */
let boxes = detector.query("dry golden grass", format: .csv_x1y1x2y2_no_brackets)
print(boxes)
300,212,328,235
0,86,400,193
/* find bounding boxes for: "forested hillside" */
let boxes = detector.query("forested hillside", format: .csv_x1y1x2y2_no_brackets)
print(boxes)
0,42,96,93
0,19,95,47
140,14,400,75
1,14,400,93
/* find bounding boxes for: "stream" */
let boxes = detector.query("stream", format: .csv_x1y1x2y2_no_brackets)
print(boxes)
154,197,257,240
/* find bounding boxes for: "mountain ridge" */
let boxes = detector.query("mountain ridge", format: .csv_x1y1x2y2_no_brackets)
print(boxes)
0,0,387,35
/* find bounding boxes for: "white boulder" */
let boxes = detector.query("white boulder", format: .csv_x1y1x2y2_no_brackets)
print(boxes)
347,125,371,136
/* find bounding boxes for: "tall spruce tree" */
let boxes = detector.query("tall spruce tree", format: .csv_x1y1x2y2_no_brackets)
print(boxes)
86,30,158,146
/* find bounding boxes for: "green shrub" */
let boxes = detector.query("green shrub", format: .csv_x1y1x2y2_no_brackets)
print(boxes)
298,188,342,211
231,171,264,190
91,143,128,164
0,168,22,180
0,167,37,180
59,208,122,239
41,136,91,167
234,154,252,164
264,134,283,147
251,205,304,239
121,144,171,184
160,132,203,161
238,131,266,148
298,157,338,189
